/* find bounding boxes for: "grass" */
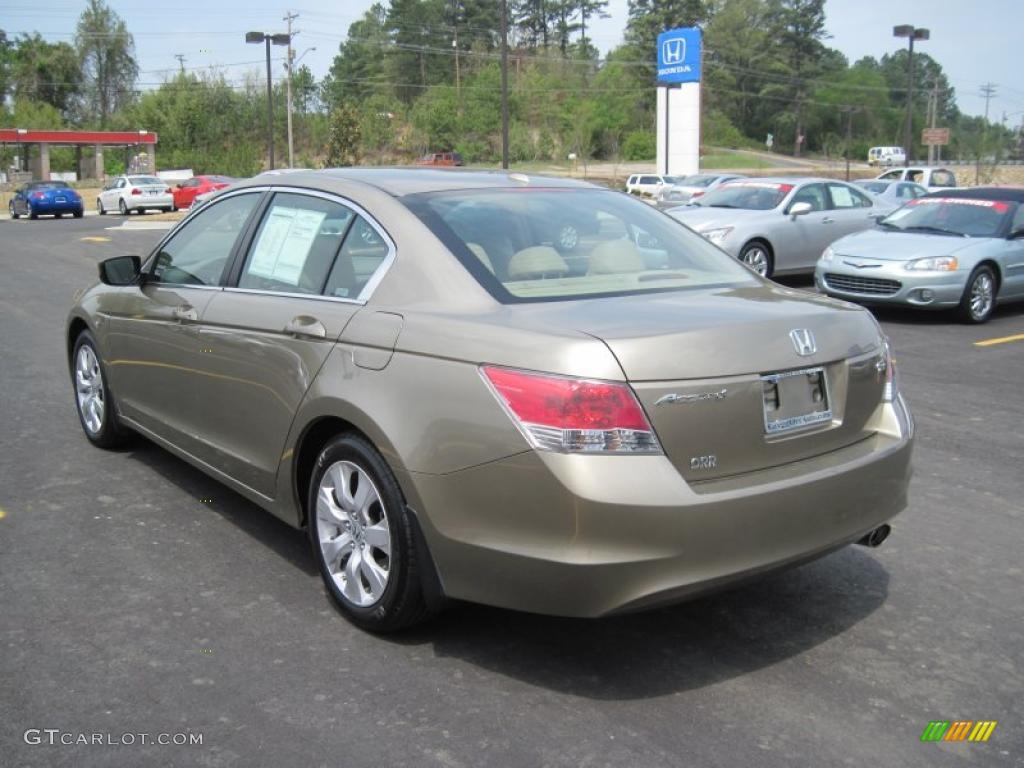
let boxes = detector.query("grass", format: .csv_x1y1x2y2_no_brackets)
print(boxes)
700,152,775,170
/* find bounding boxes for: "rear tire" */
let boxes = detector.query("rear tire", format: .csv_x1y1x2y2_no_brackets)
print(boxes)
29,205,38,220
118,199,128,215
9,201,19,219
71,330,130,449
308,434,435,632
73,209,84,219
739,240,774,278
958,265,997,324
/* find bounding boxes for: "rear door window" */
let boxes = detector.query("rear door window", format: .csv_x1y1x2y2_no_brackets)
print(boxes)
238,193,355,295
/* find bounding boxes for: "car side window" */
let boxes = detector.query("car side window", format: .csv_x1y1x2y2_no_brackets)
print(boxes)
1011,205,1024,234
790,183,826,212
826,183,871,209
238,193,354,295
323,215,391,299
931,171,955,187
879,170,900,180
150,193,261,287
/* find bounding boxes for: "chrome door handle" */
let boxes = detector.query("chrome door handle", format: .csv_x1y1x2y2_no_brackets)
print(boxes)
822,217,835,224
172,305,198,322
284,315,327,339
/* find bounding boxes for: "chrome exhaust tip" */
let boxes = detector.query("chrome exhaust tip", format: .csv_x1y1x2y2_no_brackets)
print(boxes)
857,524,892,548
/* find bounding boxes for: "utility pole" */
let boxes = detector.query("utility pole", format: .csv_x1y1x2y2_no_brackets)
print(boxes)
451,0,460,101
977,82,997,184
284,10,300,169
839,105,860,181
500,0,509,169
174,54,186,73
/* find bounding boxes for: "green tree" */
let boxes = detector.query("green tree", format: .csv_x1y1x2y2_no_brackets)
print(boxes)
625,0,708,58
322,3,390,107
0,31,13,103
9,34,82,117
75,0,138,127
326,103,362,166
577,0,610,47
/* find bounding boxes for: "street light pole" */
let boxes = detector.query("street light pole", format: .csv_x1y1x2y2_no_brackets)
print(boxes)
893,25,929,164
499,0,509,169
246,31,292,171
283,11,299,168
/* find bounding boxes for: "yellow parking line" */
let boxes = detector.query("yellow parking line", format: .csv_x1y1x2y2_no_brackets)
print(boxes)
0,507,7,519
974,333,1024,347
80,236,111,243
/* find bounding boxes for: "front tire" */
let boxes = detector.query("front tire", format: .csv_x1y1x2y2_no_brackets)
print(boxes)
9,201,19,219
958,265,997,324
97,198,106,215
739,240,774,278
71,330,130,449
308,434,434,632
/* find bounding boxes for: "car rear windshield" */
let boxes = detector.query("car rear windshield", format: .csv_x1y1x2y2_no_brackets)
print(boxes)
880,197,1014,237
130,176,163,185
693,181,793,210
28,181,70,190
403,188,758,302
685,175,717,187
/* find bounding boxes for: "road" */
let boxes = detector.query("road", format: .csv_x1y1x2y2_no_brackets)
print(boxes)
1,215,1022,767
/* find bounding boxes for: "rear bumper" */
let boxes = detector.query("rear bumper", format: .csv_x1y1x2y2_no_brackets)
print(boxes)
129,194,173,209
405,395,913,617
29,200,83,213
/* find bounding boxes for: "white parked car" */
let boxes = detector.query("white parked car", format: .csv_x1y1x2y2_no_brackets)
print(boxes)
874,167,957,192
97,175,174,215
625,173,681,197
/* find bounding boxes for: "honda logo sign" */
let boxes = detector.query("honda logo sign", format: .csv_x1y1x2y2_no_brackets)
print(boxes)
656,28,701,84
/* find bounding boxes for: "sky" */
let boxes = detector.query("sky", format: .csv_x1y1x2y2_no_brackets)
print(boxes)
4,0,1022,124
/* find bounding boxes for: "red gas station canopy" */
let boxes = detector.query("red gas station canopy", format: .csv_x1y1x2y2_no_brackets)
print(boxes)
0,129,158,145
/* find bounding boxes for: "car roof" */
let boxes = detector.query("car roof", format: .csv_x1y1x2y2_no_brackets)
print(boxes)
243,168,598,197
924,186,1024,203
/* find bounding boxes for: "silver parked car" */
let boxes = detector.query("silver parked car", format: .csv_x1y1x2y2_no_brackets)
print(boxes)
669,177,894,277
853,179,928,206
66,169,913,631
816,188,1024,323
656,173,746,207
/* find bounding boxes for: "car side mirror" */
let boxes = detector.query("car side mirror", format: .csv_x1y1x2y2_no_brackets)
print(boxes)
789,202,812,218
1009,228,1024,240
176,183,183,188
98,255,141,286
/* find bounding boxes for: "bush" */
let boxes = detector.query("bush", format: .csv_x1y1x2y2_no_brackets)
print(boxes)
622,131,656,161
702,110,748,149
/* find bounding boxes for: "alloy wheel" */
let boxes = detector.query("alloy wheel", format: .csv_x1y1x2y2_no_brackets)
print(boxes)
75,344,106,435
315,460,392,607
741,246,770,276
969,272,994,321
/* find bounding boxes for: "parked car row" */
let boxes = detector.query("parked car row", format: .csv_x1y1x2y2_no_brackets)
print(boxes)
657,166,1020,322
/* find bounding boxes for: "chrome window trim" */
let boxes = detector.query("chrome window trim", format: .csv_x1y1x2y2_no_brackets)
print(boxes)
221,286,364,306
240,185,397,303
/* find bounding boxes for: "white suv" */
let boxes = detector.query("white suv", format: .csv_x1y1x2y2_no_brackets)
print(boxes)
625,174,681,197
874,167,957,192
97,175,174,215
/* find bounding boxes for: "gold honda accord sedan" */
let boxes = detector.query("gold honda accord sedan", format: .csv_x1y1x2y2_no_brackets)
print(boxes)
66,169,914,631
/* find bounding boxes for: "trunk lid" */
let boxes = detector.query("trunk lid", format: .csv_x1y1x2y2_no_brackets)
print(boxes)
508,284,887,482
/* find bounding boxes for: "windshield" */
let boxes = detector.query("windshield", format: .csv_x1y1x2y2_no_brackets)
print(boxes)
129,176,163,185
880,197,1014,238
695,181,793,210
404,188,758,303
682,175,717,188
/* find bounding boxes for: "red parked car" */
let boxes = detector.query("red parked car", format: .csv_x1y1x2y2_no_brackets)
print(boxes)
171,175,235,210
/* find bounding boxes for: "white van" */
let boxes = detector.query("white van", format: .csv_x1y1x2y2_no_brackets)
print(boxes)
868,147,906,167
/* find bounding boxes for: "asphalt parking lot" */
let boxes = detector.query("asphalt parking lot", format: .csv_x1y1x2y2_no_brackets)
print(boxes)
1,215,1022,768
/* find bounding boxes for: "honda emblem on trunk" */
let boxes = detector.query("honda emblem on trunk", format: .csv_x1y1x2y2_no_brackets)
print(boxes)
789,328,816,356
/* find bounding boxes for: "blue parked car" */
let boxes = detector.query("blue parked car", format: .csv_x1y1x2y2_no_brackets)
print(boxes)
9,181,84,219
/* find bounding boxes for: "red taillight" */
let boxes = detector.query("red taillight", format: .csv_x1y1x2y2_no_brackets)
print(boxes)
33,191,46,200
130,188,141,196
691,191,704,198
481,366,660,453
